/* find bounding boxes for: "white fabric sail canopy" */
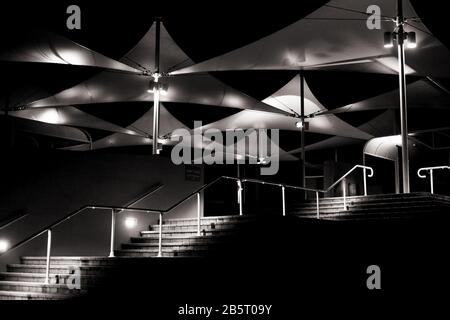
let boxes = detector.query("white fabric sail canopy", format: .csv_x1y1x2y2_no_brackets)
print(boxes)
0,31,139,73
25,23,283,115
292,109,396,152
172,0,450,78
14,117,90,143
63,104,187,151
319,79,450,114
195,75,373,140
5,107,140,136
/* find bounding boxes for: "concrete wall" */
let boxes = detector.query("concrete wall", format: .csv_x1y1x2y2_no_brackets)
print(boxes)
0,151,204,270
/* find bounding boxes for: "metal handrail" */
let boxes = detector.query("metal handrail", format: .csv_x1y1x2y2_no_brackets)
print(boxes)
417,166,450,194
0,212,29,231
242,165,374,218
323,165,374,193
0,183,164,283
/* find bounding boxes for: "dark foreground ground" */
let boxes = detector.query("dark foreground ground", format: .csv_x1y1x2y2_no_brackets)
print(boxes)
2,213,449,318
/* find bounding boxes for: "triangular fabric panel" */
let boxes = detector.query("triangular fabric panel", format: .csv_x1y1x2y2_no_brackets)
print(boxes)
290,109,396,152
173,0,450,78
196,76,373,140
0,30,139,73
63,104,188,150
263,75,326,114
7,107,140,136
196,110,372,140
122,23,194,73
13,117,90,143
26,24,284,115
322,80,450,114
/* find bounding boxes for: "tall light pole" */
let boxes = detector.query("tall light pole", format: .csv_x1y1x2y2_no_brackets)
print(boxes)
384,0,417,193
300,71,306,196
397,0,410,193
152,18,161,155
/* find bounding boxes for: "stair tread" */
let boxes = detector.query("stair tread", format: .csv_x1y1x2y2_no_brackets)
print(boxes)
0,280,73,288
0,290,70,299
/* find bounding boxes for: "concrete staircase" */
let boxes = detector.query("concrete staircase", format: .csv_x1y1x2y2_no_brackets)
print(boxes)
289,192,450,220
0,215,252,300
1,193,448,300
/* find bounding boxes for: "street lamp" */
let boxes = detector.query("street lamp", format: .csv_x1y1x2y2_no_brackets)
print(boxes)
384,0,417,193
295,120,309,130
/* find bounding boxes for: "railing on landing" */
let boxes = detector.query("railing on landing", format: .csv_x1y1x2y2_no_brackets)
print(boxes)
242,165,374,219
417,166,450,194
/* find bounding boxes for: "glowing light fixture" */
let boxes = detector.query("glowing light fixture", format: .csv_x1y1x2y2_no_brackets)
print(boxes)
384,32,394,48
406,32,417,49
147,81,169,95
0,239,9,253
384,31,416,50
295,120,309,130
124,217,138,229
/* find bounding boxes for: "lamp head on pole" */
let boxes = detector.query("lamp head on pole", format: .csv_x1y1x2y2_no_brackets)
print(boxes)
383,31,416,49
384,32,394,48
406,31,417,48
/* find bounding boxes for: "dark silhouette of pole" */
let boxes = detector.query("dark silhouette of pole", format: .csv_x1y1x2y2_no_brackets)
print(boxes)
152,18,161,155
397,0,410,193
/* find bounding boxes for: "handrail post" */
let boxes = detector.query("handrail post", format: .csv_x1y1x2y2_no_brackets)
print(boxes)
430,169,434,194
44,229,52,285
157,212,163,257
237,180,243,216
281,186,286,217
316,191,320,219
363,167,368,196
109,209,116,258
342,178,347,211
197,193,201,236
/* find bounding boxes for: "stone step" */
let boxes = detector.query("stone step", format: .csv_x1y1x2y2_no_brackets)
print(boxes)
290,202,448,215
7,264,117,276
20,256,117,267
115,249,209,258
299,193,434,204
131,235,230,245
149,220,250,231
0,272,100,286
290,197,440,210
325,208,442,220
161,215,254,225
121,243,218,251
0,290,70,300
304,207,446,220
0,281,84,295
140,229,234,238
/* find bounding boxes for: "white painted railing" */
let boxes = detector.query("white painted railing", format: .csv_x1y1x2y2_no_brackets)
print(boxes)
417,166,450,194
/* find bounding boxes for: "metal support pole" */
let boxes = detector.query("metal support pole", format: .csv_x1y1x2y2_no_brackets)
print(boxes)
152,18,161,155
300,71,306,199
430,170,434,194
397,0,410,193
237,180,243,216
109,209,116,258
157,212,163,257
45,229,52,285
197,193,201,236
343,178,347,211
281,186,286,217
363,168,368,196
316,191,320,219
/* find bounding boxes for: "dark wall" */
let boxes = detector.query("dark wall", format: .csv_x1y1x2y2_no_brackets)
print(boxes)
0,150,204,270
